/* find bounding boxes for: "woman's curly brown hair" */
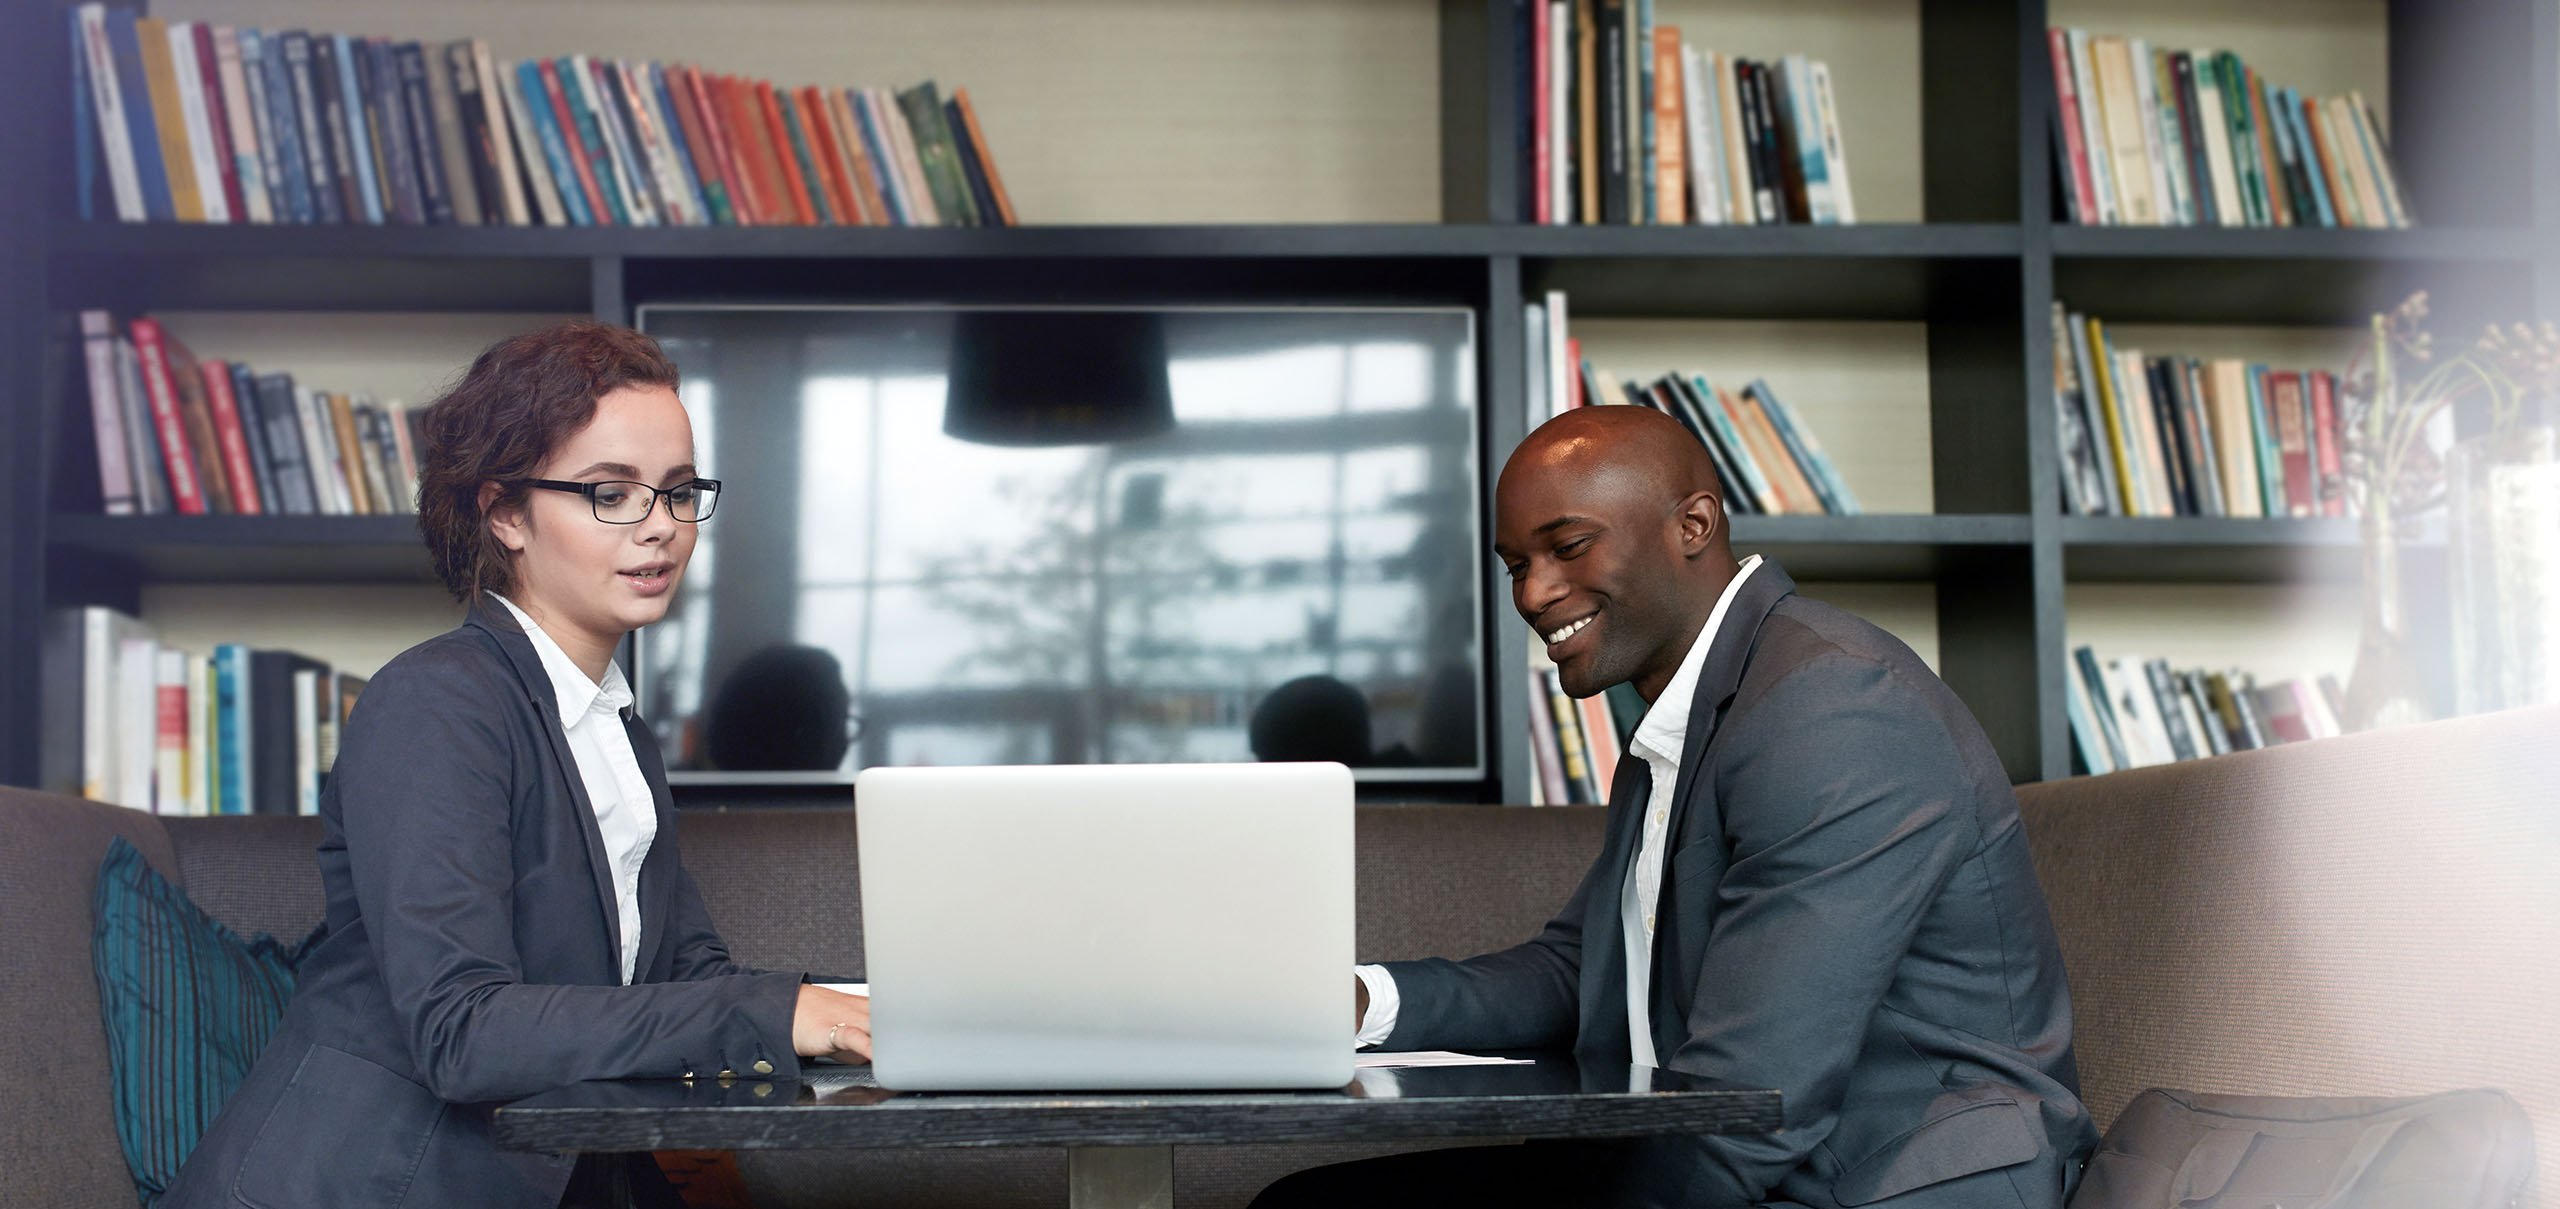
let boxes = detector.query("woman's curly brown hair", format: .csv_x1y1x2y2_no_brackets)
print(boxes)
415,321,680,603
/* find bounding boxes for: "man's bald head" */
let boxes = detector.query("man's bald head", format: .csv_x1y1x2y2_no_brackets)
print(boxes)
1494,405,1739,702
1501,404,1727,516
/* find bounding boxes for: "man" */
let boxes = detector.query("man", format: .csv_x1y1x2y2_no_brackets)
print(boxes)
1255,405,2097,1209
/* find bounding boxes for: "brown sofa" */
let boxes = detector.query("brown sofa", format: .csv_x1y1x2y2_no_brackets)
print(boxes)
6,703,2552,1208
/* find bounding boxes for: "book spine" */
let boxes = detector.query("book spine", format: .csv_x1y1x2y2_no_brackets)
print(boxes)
328,35,383,222
223,361,279,514
666,67,738,226
470,43,531,226
830,89,891,226
847,89,909,224
1595,0,1626,223
1785,55,1833,223
180,23,242,222
2245,67,2288,226
80,311,136,515
1765,58,1809,222
244,30,309,225
497,61,570,226
2309,370,2346,517
2143,659,2198,760
419,42,478,224
1678,45,1720,226
2269,371,2312,516
1753,377,1857,513
2126,39,2175,224
2072,647,2130,770
2167,53,2214,226
293,385,345,514
2348,92,2409,226
211,27,271,223
395,43,452,224
106,10,177,221
2281,88,2336,228
197,358,264,513
775,87,840,224
112,337,166,513
68,9,97,221
325,393,371,514
77,6,145,221
1651,26,1684,225
560,58,633,225
2145,45,2192,225
580,57,657,226
637,64,710,225
252,373,315,515
535,60,611,225
135,18,206,221
280,32,341,224
915,83,983,226
127,319,207,514
719,74,784,225
875,86,941,226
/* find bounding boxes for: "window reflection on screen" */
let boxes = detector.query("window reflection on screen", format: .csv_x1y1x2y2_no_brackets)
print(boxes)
635,307,1482,780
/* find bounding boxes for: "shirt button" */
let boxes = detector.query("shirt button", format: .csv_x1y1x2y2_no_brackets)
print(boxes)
1645,914,1656,933
752,1060,774,1075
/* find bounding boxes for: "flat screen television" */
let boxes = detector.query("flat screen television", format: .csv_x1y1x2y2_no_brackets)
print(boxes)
634,304,1484,783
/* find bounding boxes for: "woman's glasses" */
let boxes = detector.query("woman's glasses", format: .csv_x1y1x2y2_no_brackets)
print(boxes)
522,478,722,524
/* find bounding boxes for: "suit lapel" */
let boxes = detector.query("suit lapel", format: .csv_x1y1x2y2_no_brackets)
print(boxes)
1664,560,1797,834
466,598,626,976
624,710,677,981
1577,749,1650,1061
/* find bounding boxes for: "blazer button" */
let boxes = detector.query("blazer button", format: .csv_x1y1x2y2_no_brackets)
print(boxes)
752,1060,774,1075
718,1068,737,1081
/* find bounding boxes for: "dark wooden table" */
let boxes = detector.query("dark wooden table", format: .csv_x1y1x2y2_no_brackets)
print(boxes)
495,1056,1780,1209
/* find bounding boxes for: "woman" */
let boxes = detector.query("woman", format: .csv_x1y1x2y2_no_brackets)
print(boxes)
165,321,871,1209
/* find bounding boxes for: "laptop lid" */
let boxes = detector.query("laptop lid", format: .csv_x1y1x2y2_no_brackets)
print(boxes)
854,762,1355,1091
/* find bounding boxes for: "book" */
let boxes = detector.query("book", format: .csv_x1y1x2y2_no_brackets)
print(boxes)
196,358,264,514
171,23,236,223
79,311,136,516
127,318,207,515
278,31,341,224
467,41,531,226
416,41,475,224
212,26,273,223
327,34,383,222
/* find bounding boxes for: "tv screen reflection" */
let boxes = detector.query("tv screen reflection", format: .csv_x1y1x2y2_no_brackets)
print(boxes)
635,306,1484,781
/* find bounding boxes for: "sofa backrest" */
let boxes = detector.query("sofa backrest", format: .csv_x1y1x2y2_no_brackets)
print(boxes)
0,789,176,1209
2017,705,2560,1206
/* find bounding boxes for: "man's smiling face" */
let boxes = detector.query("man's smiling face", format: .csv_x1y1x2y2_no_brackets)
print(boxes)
1494,427,1710,703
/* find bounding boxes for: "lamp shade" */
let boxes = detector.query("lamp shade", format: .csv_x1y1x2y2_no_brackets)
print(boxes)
944,310,1176,446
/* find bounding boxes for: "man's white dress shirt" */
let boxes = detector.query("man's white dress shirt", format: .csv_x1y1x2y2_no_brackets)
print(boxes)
1356,555,1765,1063
490,593,658,985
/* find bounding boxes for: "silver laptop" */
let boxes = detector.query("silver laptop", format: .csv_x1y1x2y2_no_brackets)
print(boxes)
854,762,1355,1091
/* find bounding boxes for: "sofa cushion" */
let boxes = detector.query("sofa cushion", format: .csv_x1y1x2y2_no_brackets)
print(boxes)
0,787,179,1209
91,835,315,1204
2017,705,2560,1208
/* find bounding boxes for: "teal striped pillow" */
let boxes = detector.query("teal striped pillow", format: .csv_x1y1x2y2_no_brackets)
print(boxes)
90,837,317,1204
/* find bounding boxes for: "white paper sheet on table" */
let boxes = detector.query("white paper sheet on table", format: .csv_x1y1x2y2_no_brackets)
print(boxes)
1353,1051,1536,1069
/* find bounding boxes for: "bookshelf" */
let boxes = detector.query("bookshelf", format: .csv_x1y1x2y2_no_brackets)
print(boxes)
5,0,2554,800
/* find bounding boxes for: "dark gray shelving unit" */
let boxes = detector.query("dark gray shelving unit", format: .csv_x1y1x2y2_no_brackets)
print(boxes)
6,0,2556,796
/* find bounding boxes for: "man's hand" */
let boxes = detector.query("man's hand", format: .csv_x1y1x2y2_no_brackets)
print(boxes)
793,984,872,1062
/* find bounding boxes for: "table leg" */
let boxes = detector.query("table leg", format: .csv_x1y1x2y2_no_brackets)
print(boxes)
1067,1145,1175,1209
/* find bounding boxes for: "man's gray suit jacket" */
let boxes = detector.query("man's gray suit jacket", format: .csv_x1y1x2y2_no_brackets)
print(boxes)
163,598,806,1209
1381,561,2099,1209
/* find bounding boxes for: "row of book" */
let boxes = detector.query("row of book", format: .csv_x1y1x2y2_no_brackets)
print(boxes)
1517,1,1855,226
2048,27,2410,228
69,3,1015,229
1527,293,1862,515
2052,305,2351,520
40,607,365,816
79,312,422,517
2067,645,2345,777
1523,666,1645,807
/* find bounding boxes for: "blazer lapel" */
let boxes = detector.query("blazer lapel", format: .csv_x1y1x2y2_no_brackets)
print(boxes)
623,710,677,981
1646,560,1796,1059
465,597,626,975
1664,560,1798,830
1577,749,1651,1061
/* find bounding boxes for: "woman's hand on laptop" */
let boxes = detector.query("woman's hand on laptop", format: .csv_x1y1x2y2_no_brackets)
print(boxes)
794,984,873,1062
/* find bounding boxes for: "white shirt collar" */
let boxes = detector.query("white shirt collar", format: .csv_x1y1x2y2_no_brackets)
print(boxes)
487,592,633,727
1628,554,1764,765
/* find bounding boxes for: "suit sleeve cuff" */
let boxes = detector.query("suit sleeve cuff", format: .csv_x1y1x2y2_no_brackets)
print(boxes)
1353,964,1400,1049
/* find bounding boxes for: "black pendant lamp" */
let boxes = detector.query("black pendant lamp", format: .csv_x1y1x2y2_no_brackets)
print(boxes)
944,310,1177,446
